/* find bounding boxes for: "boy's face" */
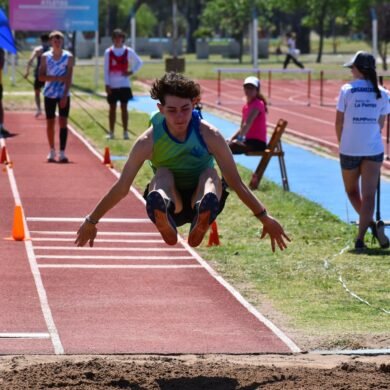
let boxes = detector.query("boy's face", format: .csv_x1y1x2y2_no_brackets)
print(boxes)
158,95,194,134
112,34,125,47
50,34,63,49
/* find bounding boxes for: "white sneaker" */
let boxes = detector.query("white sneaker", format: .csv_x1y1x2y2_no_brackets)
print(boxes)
123,131,130,140
35,109,42,118
106,132,114,140
47,149,56,162
58,151,69,163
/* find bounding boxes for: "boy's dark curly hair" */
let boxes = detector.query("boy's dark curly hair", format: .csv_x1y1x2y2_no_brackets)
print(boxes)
150,72,200,105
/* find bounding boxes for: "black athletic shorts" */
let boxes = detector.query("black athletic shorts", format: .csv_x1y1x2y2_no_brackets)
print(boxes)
34,78,45,90
106,87,133,105
143,182,229,227
44,96,70,119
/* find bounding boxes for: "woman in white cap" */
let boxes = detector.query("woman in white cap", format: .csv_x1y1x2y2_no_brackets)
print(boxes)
228,76,268,154
335,51,390,251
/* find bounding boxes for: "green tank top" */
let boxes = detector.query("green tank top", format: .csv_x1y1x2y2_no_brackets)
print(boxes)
150,111,214,190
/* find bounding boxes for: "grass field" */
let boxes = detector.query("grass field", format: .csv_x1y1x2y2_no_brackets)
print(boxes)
3,46,389,349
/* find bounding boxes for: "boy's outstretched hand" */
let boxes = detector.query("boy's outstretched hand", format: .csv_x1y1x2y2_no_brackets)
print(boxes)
260,216,291,252
75,221,97,247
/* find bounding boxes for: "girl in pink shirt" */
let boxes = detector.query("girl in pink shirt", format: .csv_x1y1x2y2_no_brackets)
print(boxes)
228,76,268,154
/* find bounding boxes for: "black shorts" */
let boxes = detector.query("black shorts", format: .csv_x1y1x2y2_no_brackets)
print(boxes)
143,183,229,227
44,96,70,119
34,78,45,90
229,138,267,154
106,87,133,105
340,153,384,170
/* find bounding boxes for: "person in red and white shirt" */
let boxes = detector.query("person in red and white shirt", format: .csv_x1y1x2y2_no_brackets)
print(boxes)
104,28,143,140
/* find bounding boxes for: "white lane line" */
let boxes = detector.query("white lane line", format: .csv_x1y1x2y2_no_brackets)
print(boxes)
27,217,150,223
30,231,160,236
36,255,194,260
33,246,187,252
1,139,64,355
32,238,166,243
67,123,300,353
177,236,301,353
39,264,202,269
0,332,51,339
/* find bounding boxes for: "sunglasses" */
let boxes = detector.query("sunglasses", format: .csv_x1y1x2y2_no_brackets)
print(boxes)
51,35,63,40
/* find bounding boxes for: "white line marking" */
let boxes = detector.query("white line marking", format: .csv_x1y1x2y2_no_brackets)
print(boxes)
30,231,160,236
178,238,301,353
1,138,64,355
39,264,202,269
32,238,165,243
0,332,51,339
67,123,301,353
36,255,194,260
27,217,150,223
34,246,187,252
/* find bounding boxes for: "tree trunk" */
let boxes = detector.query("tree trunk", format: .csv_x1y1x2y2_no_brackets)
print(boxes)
316,1,329,63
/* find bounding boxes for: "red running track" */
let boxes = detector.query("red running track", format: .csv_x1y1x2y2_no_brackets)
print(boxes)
198,78,390,172
0,112,299,354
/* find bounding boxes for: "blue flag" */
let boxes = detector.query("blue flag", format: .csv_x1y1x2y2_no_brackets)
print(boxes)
0,9,16,54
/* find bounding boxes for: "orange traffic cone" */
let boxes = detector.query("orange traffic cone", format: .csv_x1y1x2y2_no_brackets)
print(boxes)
12,205,25,241
103,146,113,168
207,221,220,246
0,146,7,164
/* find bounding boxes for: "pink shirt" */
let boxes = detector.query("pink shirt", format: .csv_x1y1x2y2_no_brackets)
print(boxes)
242,98,267,142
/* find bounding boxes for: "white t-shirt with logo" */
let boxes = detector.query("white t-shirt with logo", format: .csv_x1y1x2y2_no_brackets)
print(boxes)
336,78,390,156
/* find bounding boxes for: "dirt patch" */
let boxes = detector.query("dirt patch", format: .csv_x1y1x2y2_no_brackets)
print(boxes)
0,354,389,389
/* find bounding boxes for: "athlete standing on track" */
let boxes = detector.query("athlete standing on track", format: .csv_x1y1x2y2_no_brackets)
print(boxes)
24,33,50,117
335,51,390,251
75,72,290,251
228,76,268,154
104,28,143,140
39,30,74,163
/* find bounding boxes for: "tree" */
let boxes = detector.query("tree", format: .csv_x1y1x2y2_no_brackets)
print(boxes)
270,0,349,63
348,0,390,70
200,0,263,63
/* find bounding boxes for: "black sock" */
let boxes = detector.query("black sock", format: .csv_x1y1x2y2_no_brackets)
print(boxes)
60,127,68,151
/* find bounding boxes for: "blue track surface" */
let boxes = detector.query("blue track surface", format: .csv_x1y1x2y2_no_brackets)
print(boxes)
129,96,390,225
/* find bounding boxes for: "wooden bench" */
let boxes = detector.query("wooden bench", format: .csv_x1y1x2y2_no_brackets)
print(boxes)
246,119,289,191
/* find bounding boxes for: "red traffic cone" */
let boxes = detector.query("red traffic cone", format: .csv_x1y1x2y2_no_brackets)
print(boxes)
12,205,25,241
0,146,8,164
103,146,113,168
207,221,220,246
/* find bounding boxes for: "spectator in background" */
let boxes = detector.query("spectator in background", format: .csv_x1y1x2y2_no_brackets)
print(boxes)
283,32,304,69
228,76,267,154
104,28,143,140
335,51,390,251
0,47,10,137
24,33,50,117
39,30,74,163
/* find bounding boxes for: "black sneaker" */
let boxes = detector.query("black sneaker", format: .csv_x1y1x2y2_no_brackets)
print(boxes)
354,238,367,253
372,221,390,249
188,192,219,247
146,191,177,245
0,128,11,137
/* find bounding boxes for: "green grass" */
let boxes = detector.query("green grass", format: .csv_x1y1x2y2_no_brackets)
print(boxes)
61,98,390,349
4,45,389,349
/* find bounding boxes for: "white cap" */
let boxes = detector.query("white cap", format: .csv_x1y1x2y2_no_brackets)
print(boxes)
243,76,260,88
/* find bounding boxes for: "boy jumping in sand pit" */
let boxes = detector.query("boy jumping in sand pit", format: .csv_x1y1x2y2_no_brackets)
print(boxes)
75,72,290,251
